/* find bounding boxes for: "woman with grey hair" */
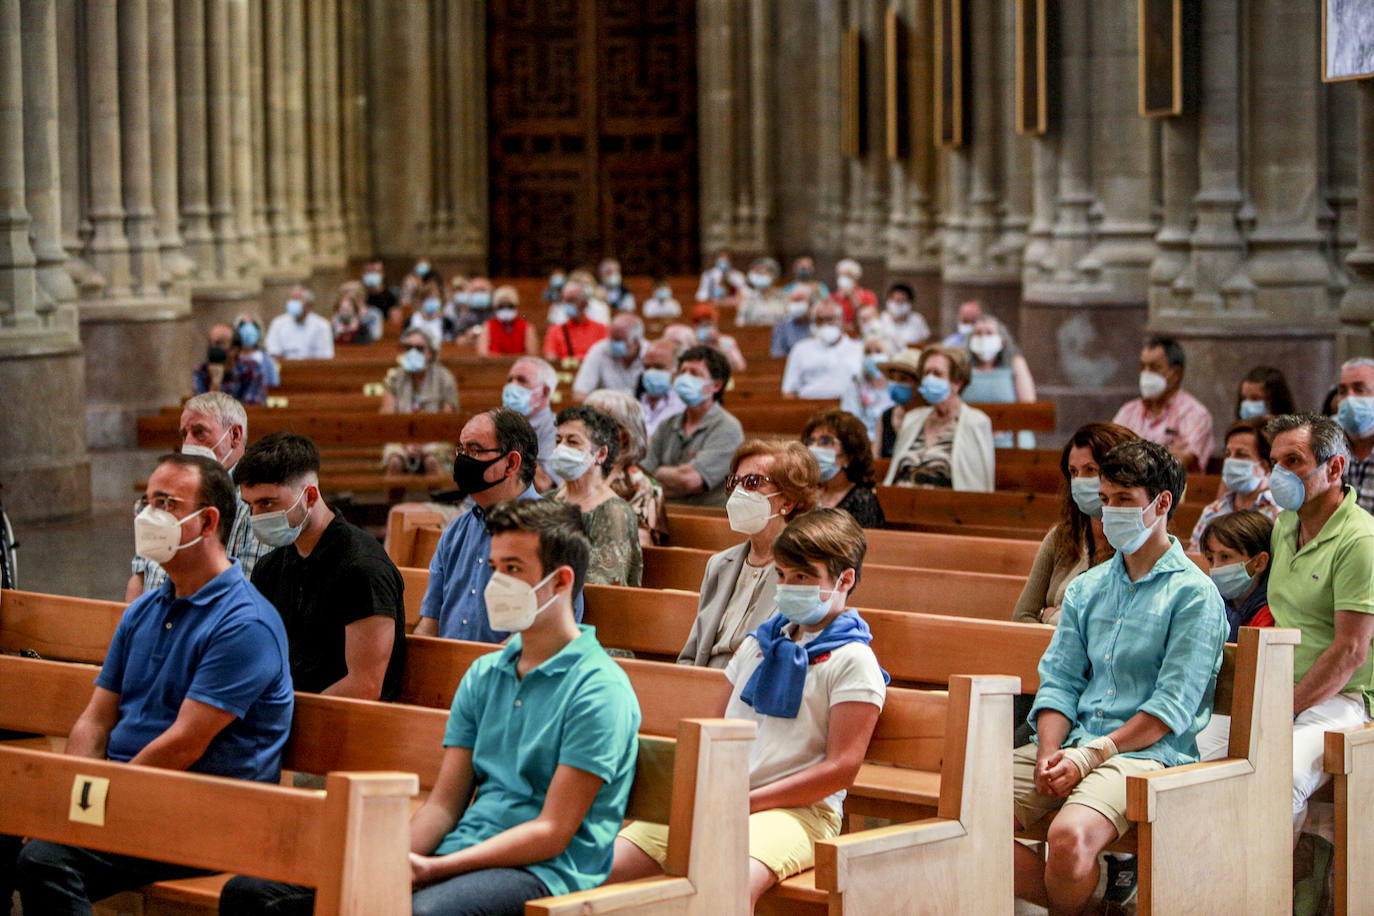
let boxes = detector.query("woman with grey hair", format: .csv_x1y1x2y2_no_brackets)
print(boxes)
585,389,668,547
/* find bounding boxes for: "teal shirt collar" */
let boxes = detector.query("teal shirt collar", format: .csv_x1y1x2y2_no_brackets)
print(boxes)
497,624,599,678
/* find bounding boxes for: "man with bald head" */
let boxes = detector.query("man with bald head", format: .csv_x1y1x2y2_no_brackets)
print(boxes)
572,313,646,402
638,339,685,437
265,284,333,359
192,324,265,405
125,392,272,600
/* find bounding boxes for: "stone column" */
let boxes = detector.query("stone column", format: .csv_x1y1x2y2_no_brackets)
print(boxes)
249,0,272,262
1241,0,1334,322
740,0,772,253
117,0,163,296
0,1,87,522
427,0,455,258
367,0,432,258
228,0,263,276
338,0,370,256
174,0,212,272
1339,81,1374,363
261,0,290,268
204,0,241,282
318,0,347,258
305,0,334,265
84,0,132,297
810,0,844,253
448,0,487,268
281,0,310,272
148,0,193,284
697,0,734,256
55,0,105,296
1327,83,1359,278
19,0,75,309
994,0,1030,276
1147,109,1199,316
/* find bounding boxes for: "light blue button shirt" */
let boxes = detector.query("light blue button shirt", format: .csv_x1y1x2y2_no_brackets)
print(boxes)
1029,536,1228,767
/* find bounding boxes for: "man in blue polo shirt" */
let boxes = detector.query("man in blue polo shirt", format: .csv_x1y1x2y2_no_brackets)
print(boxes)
414,407,581,641
15,454,293,912
221,498,641,915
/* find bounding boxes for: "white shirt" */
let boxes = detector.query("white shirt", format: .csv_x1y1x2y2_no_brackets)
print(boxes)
696,266,746,302
408,313,446,345
571,339,645,396
642,296,682,319
724,628,886,814
881,311,932,349
640,389,686,438
265,312,334,359
781,335,865,399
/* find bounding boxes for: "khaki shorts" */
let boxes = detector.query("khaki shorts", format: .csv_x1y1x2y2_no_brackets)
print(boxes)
619,803,842,881
1012,742,1165,838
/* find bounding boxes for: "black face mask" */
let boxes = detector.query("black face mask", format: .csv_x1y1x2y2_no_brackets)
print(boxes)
207,346,228,365
451,451,509,496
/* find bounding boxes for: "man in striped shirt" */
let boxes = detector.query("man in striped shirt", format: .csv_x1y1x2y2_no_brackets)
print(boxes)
125,392,271,600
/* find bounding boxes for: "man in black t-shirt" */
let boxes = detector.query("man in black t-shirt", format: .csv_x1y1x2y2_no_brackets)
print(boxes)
234,433,406,701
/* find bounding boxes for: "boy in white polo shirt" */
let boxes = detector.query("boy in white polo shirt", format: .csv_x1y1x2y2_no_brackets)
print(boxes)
609,508,887,910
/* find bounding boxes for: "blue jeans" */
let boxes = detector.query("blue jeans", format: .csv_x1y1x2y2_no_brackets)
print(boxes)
220,867,550,916
16,839,207,916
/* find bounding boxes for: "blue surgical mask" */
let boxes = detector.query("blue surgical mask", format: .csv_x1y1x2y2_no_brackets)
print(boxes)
502,382,534,415
362,270,382,289
918,373,951,405
696,325,712,342
1270,463,1322,512
862,356,884,380
1100,501,1160,556
1222,458,1262,495
400,348,426,373
469,291,491,310
550,273,566,289
1070,476,1102,518
249,488,308,548
774,584,835,626
654,286,671,301
809,446,842,482
609,339,629,358
641,368,672,397
1210,560,1256,600
1238,399,1267,420
888,382,914,406
285,298,304,318
1338,396,1374,438
237,322,260,348
674,373,708,407
422,297,441,316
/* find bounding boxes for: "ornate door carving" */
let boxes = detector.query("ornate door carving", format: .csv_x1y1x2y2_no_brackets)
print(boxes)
488,0,698,277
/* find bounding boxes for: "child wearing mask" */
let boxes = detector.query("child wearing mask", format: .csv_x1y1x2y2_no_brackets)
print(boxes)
610,508,887,912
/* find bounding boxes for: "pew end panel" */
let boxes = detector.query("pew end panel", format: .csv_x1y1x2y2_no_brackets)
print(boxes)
524,718,756,916
0,744,417,915
811,675,1020,916
1126,627,1298,916
1325,720,1374,916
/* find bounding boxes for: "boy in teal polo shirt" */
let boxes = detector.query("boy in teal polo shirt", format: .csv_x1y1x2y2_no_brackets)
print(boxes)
221,499,641,916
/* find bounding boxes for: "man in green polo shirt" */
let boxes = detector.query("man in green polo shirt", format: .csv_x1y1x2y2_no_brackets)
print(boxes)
1265,415,1374,846
220,499,642,916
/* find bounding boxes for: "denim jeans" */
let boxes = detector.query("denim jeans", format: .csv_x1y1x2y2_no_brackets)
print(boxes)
15,840,207,916
220,867,550,916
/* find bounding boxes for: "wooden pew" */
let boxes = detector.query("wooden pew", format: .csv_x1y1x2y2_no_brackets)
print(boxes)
1325,722,1374,915
0,650,756,916
637,546,1026,619
1014,627,1299,915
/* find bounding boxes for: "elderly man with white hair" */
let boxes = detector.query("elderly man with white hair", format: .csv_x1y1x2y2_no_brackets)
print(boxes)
125,392,272,600
572,313,647,402
265,284,334,359
1333,356,1374,513
503,355,563,489
829,257,877,326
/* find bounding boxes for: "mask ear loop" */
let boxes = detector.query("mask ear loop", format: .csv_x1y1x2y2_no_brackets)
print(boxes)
531,569,563,615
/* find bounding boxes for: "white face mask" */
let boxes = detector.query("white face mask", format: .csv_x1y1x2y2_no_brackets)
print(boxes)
886,299,911,318
836,274,856,292
181,427,231,466
969,333,1003,363
815,324,843,345
957,321,975,337
1139,370,1169,400
134,505,208,565
484,570,559,632
726,487,779,535
548,443,595,481
786,300,810,320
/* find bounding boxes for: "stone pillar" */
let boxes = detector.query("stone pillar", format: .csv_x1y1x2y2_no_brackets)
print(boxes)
841,0,885,261
204,0,241,281
697,0,734,256
19,0,76,309
228,0,263,276
281,0,310,272
448,0,487,268
84,0,132,297
810,0,844,254
0,0,38,322
318,0,347,259
117,0,164,296
1339,81,1374,363
148,0,194,284
338,0,370,256
427,0,455,259
305,0,334,265
174,0,212,272
366,0,432,258
249,0,272,264
740,0,773,253
55,0,105,296
995,0,1031,277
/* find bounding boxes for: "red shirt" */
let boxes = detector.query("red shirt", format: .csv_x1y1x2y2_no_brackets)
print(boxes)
543,318,608,361
485,317,530,355
829,287,878,324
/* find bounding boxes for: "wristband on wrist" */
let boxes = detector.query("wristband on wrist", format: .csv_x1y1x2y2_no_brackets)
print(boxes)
1061,735,1119,779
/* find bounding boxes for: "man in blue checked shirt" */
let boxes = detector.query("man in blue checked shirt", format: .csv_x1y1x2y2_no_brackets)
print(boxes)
1012,439,1227,915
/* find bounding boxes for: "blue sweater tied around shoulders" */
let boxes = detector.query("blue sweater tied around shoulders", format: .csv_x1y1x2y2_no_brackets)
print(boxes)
739,609,890,719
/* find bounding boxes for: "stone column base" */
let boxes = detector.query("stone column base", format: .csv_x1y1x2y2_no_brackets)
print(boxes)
0,340,91,523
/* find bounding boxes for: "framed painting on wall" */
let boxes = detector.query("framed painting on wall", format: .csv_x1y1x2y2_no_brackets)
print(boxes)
1323,0,1374,82
935,0,965,148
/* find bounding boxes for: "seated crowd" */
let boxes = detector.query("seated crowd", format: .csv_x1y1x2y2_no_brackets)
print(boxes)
13,253,1374,916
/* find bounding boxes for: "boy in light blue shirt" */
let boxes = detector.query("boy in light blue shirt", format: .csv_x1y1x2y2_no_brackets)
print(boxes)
1012,439,1227,915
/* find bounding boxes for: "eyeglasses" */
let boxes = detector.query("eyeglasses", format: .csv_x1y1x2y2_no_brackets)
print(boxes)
804,435,840,448
725,473,775,493
456,443,504,460
134,496,205,515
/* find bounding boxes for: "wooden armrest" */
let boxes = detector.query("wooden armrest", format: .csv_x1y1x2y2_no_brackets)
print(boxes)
1126,758,1253,823
1325,721,1374,775
524,876,696,915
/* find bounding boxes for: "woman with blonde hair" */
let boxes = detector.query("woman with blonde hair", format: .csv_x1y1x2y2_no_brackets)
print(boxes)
584,389,668,547
677,441,820,667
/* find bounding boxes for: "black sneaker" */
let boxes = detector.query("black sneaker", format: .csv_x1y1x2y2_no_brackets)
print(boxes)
1103,854,1138,909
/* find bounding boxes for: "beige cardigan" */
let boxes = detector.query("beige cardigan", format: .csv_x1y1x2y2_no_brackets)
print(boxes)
882,402,995,491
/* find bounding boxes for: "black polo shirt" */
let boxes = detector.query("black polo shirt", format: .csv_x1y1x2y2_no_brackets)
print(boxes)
251,511,406,701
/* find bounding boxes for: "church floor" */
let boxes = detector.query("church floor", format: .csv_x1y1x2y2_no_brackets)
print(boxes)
11,507,133,602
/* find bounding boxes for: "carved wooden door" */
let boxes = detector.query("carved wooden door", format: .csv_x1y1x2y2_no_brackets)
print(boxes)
488,0,698,277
